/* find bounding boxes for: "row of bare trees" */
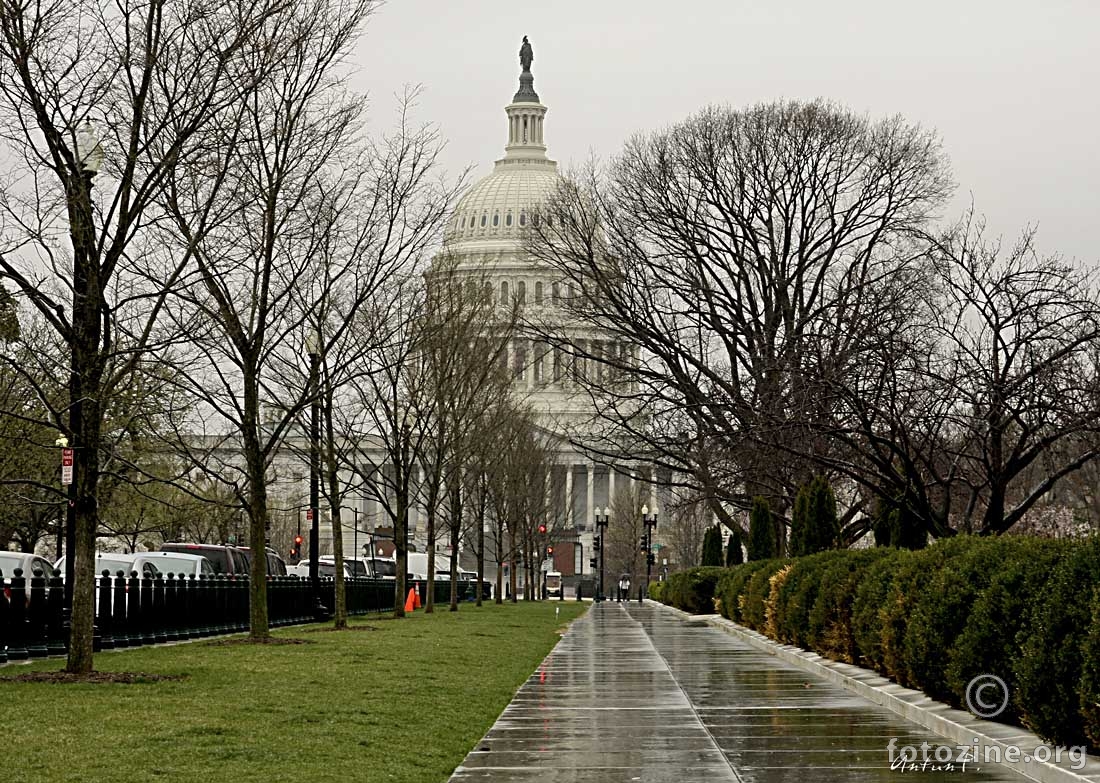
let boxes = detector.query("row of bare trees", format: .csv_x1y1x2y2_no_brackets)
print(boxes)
525,99,1100,552
0,0,558,672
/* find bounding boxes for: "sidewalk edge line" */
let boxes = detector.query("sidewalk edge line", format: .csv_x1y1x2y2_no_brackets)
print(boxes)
645,600,1100,783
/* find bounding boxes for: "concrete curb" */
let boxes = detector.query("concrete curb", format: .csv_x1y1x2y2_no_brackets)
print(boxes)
645,600,1100,783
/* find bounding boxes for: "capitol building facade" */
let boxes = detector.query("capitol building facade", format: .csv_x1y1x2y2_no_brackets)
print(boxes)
312,40,666,577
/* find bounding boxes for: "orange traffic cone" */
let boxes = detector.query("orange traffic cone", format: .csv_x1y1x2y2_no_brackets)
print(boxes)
413,584,422,609
405,587,417,613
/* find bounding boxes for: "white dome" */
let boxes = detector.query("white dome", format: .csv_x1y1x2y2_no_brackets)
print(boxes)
444,158,560,245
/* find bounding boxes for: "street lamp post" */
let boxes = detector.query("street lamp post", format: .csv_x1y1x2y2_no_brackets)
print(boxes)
641,504,658,602
593,506,610,602
306,328,326,618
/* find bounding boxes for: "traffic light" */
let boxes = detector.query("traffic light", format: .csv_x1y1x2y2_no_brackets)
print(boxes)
293,535,303,560
639,536,648,553
538,523,547,535
646,553,656,565
589,557,598,570
593,535,601,551
546,545,554,556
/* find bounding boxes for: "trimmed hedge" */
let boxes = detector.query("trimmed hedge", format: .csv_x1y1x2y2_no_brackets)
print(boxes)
661,566,725,614
654,535,1100,751
647,580,666,603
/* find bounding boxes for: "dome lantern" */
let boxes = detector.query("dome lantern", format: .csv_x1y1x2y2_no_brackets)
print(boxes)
444,36,559,246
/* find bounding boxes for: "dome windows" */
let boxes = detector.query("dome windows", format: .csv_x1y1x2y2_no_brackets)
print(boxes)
492,213,499,227
519,212,526,227
534,281,543,304
505,212,513,227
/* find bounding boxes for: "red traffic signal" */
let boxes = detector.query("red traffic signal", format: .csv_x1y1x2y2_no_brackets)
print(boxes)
546,545,554,556
538,524,547,535
294,534,303,546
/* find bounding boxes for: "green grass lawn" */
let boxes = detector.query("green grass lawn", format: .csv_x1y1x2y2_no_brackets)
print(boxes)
5,600,588,782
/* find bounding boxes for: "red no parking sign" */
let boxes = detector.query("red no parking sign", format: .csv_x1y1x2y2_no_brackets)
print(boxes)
61,447,73,485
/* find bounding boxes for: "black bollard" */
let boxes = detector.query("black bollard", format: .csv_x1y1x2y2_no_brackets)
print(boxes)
126,571,142,647
0,568,9,664
96,570,115,651
7,568,29,660
180,575,195,639
163,574,180,643
111,570,130,647
151,573,167,644
47,574,65,656
196,575,212,636
576,582,583,602
26,568,49,658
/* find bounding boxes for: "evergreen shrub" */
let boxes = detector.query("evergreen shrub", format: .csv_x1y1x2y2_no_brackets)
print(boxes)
807,548,893,663
716,559,777,623
741,558,789,631
944,538,1069,725
1014,538,1100,746
661,566,726,614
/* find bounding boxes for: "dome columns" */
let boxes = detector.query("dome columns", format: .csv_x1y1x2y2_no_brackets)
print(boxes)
505,102,548,160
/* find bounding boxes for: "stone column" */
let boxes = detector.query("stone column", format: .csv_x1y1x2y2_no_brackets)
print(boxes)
608,467,616,512
565,464,574,529
586,463,595,531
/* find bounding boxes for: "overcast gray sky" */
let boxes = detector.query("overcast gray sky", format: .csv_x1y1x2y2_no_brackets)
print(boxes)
352,0,1098,263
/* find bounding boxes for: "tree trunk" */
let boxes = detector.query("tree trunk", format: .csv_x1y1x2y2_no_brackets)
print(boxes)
241,375,270,641
64,176,103,675
324,397,346,629
449,482,461,612
393,488,407,619
494,520,504,605
476,491,485,607
425,504,436,614
329,503,346,628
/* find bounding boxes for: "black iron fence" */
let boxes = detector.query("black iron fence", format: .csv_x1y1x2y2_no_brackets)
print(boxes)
414,579,493,606
0,568,396,663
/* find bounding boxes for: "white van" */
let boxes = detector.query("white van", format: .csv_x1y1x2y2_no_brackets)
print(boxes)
140,551,215,578
405,552,432,580
55,552,162,580
287,556,353,578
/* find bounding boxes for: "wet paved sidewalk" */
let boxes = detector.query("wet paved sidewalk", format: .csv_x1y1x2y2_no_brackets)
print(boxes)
449,602,1029,782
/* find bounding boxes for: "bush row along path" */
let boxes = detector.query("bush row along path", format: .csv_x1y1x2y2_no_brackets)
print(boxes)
450,602,1027,782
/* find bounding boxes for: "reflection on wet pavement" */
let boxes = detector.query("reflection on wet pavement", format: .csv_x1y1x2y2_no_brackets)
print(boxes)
449,602,1028,782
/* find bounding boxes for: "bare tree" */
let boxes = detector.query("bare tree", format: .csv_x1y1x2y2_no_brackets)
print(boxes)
820,219,1100,536
526,100,952,540
664,496,711,570
337,270,434,619
0,0,289,671
152,0,379,639
415,263,517,611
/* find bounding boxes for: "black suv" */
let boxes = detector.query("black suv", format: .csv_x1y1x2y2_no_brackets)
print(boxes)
238,547,288,576
159,543,248,576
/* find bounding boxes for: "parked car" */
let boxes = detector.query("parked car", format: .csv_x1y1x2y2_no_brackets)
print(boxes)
0,551,57,580
158,543,248,576
55,552,163,580
365,557,397,580
238,547,288,576
1,551,57,602
138,551,214,578
286,556,353,578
